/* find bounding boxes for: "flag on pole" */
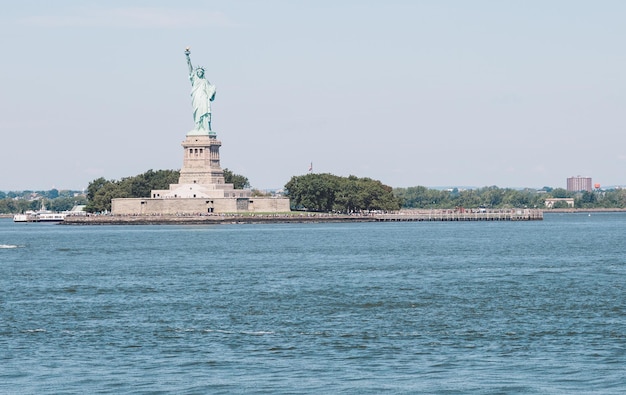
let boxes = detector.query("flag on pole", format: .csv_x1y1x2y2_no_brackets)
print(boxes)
308,162,313,172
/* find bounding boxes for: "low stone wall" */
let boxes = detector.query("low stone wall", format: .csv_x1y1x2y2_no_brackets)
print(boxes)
248,197,291,212
63,213,375,225
112,196,290,215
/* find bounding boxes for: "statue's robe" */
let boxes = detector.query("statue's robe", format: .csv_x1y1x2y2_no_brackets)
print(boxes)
190,73,216,129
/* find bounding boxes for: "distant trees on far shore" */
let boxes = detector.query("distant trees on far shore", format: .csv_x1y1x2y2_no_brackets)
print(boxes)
0,189,87,214
393,185,626,210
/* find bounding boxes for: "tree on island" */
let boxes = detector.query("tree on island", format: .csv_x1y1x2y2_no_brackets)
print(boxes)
85,169,181,213
222,168,250,189
285,173,401,213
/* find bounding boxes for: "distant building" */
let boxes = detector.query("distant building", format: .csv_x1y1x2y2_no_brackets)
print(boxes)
544,198,575,208
567,176,592,192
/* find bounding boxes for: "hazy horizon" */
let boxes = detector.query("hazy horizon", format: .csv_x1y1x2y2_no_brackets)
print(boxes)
4,182,625,194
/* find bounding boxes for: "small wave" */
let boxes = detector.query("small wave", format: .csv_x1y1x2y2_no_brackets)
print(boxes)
205,329,274,336
240,331,275,336
0,244,20,249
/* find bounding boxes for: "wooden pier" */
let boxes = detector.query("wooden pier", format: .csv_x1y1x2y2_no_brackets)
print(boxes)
375,209,543,222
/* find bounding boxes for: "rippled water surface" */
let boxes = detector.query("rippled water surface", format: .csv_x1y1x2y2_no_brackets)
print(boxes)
1,213,625,393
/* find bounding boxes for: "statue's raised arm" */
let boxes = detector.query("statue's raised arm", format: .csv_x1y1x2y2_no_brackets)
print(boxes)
185,47,193,76
185,47,217,135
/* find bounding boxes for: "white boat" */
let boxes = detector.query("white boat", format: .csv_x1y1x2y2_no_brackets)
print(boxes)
13,201,66,223
13,213,32,222
36,201,66,222
37,212,66,222
13,209,37,222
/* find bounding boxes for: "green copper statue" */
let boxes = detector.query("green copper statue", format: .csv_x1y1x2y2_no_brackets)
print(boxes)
185,47,216,135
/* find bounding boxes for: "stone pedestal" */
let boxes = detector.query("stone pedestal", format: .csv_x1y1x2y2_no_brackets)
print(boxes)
178,135,225,185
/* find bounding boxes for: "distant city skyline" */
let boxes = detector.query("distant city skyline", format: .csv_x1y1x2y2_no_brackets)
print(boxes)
1,1,625,191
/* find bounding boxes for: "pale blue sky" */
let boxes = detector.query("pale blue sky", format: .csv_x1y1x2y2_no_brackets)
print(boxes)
1,1,624,191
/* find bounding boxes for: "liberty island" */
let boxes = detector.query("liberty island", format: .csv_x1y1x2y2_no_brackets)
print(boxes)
64,49,542,224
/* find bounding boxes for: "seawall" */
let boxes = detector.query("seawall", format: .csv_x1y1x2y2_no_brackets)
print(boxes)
61,209,543,225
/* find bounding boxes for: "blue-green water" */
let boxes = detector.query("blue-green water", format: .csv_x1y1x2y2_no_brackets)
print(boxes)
1,213,625,394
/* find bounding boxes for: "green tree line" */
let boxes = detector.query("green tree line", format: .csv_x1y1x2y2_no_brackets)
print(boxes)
285,173,402,212
393,185,626,209
0,188,80,201
0,189,87,214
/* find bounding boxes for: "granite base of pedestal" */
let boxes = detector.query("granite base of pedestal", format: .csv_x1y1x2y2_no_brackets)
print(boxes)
112,196,291,215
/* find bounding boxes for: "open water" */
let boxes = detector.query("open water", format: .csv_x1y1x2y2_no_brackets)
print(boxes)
1,213,625,394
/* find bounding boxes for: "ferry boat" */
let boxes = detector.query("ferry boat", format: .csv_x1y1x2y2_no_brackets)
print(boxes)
37,212,66,222
34,201,67,222
13,202,66,223
13,212,34,222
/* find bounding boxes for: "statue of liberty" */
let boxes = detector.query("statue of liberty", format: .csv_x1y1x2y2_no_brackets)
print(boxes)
185,47,216,135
